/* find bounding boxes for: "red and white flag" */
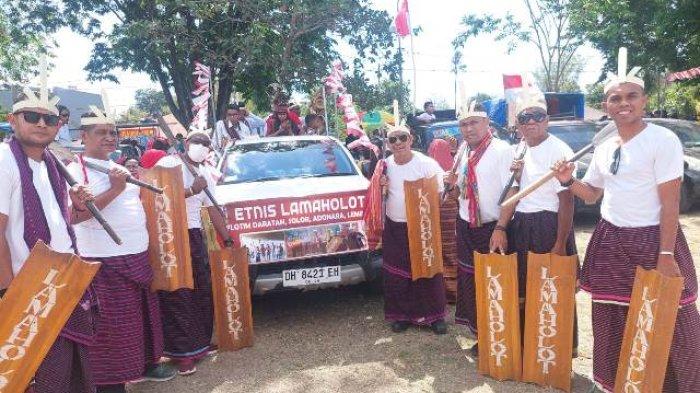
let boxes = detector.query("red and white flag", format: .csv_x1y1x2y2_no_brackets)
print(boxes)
503,74,523,102
394,0,410,37
191,62,211,131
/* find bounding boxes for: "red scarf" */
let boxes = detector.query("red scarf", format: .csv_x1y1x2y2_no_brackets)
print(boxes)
460,134,492,228
363,159,386,250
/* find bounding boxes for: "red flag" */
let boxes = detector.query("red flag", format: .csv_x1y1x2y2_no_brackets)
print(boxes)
502,74,523,90
394,0,410,37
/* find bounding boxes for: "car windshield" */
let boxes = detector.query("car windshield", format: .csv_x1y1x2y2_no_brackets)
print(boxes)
220,139,357,184
650,121,700,147
548,124,597,152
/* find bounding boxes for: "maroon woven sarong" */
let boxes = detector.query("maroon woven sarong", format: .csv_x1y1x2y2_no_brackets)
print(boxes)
158,229,213,359
32,336,93,393
591,303,700,392
581,219,697,305
454,219,495,334
88,251,164,385
382,218,446,325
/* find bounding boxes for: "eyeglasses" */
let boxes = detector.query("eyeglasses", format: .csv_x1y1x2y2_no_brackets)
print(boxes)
388,134,409,144
18,111,60,126
610,145,621,175
517,111,548,124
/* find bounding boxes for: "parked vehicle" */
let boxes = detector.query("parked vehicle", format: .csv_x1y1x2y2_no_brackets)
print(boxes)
215,135,381,295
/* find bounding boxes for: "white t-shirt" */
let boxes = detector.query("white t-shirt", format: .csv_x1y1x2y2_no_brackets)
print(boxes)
516,134,575,213
157,155,217,229
0,144,73,275
416,112,436,123
583,123,684,227
456,138,515,222
385,152,445,222
212,120,258,151
67,158,149,257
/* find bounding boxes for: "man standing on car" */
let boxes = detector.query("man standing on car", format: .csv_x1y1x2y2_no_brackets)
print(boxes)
445,102,514,355
552,50,700,392
212,103,256,151
416,101,436,124
380,124,448,334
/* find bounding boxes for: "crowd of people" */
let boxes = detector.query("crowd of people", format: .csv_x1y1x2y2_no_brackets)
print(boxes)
1,48,699,393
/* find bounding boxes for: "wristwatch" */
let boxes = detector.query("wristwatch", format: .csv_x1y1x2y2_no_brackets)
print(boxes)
559,177,575,187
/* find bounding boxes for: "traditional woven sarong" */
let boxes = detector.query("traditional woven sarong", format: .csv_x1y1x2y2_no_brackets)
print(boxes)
158,229,213,359
454,219,495,334
88,251,164,385
582,220,700,392
383,218,446,325
439,194,459,303
32,336,93,393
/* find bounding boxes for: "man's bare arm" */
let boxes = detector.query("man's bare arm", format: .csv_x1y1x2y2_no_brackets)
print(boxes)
656,178,682,277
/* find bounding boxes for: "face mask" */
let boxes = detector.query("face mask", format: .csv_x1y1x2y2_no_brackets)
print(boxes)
187,143,209,163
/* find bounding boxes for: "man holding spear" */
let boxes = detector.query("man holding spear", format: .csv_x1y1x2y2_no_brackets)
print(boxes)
445,102,514,353
552,48,700,392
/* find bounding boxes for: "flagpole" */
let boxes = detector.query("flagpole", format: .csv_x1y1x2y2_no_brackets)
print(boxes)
396,0,405,114
406,6,417,115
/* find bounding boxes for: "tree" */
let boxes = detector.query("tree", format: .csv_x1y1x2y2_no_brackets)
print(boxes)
534,53,584,92
0,8,46,83
4,1,399,127
451,49,466,109
342,57,410,113
453,0,584,93
585,82,605,109
134,88,169,116
568,0,700,83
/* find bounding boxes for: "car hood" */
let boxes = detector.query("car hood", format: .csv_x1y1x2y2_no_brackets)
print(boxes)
215,174,370,204
684,147,700,160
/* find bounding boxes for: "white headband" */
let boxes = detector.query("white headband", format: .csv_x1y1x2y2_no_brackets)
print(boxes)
459,100,487,120
514,77,547,114
12,56,59,115
387,99,409,135
186,129,210,140
604,47,644,94
80,90,116,126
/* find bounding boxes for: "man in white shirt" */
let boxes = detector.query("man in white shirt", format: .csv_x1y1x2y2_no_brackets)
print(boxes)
491,87,578,353
68,107,175,392
238,104,266,137
380,124,448,334
552,51,700,392
0,89,96,392
416,101,436,124
156,130,234,375
211,104,257,152
55,105,72,146
444,102,514,354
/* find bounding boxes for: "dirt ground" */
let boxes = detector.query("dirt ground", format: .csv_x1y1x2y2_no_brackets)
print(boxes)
130,210,700,393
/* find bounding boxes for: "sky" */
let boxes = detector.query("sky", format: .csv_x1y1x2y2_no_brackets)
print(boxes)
40,0,606,114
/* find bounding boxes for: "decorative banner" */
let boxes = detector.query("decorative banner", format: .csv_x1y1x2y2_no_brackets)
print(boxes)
0,242,100,393
141,166,193,291
191,62,211,131
210,247,254,351
613,267,684,393
403,175,443,280
363,160,386,251
474,252,521,381
522,252,578,392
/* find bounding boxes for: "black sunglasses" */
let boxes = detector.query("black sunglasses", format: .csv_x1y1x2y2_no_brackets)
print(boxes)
388,134,409,144
610,145,621,175
517,111,548,124
18,111,60,126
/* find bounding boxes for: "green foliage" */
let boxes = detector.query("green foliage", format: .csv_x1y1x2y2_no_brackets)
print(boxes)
0,7,47,82
134,88,170,116
453,0,584,93
117,106,148,124
648,83,700,119
585,82,605,109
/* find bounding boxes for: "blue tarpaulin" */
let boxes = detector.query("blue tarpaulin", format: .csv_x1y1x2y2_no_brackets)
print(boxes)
482,99,508,127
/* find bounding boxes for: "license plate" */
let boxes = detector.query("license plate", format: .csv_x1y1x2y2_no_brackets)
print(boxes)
282,266,341,287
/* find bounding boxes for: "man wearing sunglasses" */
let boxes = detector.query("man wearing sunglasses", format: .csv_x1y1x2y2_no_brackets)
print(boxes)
380,124,448,335
444,102,515,355
156,130,234,375
66,109,176,392
491,88,578,344
0,90,97,392
552,54,700,392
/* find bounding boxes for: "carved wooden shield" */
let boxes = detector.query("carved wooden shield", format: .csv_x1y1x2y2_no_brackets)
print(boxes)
522,252,578,392
474,252,521,381
613,267,683,393
403,175,444,280
140,166,193,291
210,247,254,351
0,242,100,393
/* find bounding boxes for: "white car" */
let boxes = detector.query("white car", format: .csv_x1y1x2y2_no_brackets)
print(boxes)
215,135,382,294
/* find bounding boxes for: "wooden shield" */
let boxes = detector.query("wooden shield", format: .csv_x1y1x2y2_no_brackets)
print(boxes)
140,166,193,291
210,247,254,351
522,252,578,392
403,175,444,280
474,252,521,381
613,267,684,393
0,242,100,393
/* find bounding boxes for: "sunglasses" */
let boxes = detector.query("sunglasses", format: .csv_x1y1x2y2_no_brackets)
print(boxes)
388,134,409,144
517,111,548,124
18,111,60,126
610,145,621,175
